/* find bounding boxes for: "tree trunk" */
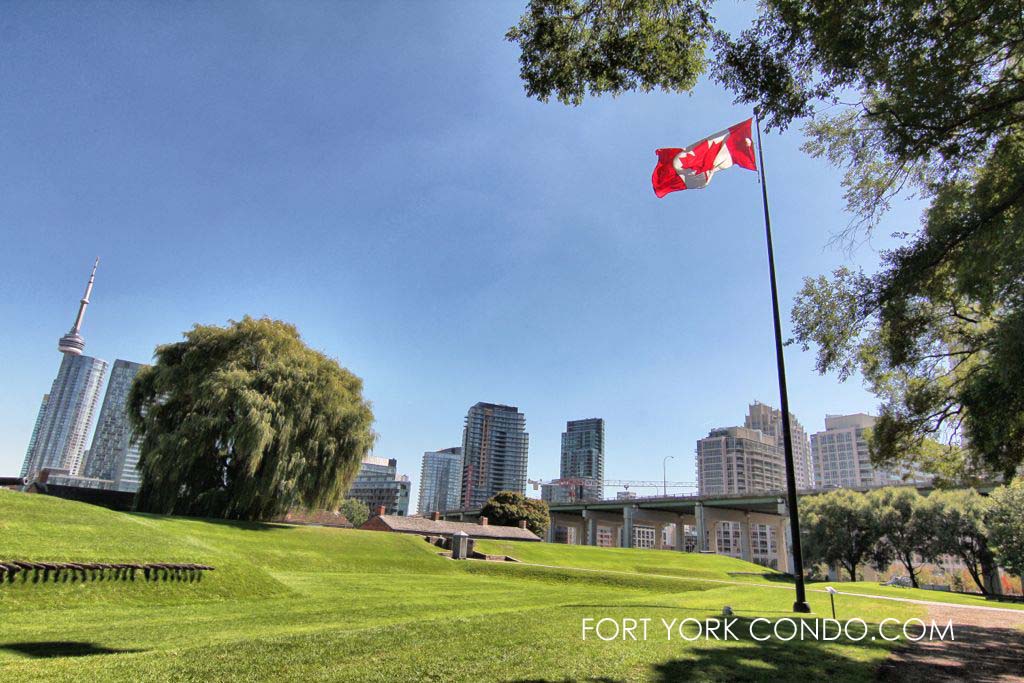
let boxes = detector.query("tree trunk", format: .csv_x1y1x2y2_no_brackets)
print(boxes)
902,552,919,588
964,561,987,595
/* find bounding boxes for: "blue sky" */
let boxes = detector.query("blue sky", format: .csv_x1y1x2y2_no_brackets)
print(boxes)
0,2,920,508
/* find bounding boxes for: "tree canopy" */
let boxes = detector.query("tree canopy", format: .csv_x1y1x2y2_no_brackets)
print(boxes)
337,498,371,528
867,487,933,588
480,491,550,537
128,316,376,521
987,478,1024,579
922,488,997,594
800,488,882,582
508,1,1024,479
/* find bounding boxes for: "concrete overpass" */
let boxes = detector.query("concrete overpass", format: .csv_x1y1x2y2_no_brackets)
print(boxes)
440,491,799,571
438,483,977,572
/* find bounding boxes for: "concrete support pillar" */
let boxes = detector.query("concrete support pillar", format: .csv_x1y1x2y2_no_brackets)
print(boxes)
654,523,664,550
784,523,794,573
622,505,635,549
708,520,719,554
695,503,708,552
546,512,555,543
583,510,598,547
675,519,685,552
739,514,752,562
775,520,791,573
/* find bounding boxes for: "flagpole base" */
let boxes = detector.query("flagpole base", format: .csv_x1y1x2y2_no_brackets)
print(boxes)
793,601,812,614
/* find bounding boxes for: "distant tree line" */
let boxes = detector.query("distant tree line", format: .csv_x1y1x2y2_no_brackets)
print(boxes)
800,480,1024,595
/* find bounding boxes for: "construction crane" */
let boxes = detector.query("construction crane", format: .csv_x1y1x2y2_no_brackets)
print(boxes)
527,477,698,501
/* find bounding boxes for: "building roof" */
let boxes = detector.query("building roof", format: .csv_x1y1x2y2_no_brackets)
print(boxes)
363,515,540,541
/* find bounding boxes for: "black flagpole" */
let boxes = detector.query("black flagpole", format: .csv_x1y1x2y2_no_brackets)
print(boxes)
754,111,811,613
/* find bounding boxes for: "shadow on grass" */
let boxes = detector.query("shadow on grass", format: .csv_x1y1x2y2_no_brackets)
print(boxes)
874,623,1024,682
727,572,795,583
648,616,898,682
1,641,143,658
652,635,887,681
647,618,1024,682
127,512,281,531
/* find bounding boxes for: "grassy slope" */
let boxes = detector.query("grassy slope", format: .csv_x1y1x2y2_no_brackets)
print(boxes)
0,491,926,682
478,538,1024,610
475,539,783,581
815,581,1024,610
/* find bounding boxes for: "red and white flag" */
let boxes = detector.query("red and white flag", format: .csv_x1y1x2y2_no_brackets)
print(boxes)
652,118,757,197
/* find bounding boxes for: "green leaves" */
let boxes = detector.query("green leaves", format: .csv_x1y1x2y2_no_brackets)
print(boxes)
337,498,371,528
867,487,932,587
920,488,996,594
987,478,1024,578
128,316,375,521
480,491,550,536
801,486,1008,591
800,488,883,582
507,0,714,106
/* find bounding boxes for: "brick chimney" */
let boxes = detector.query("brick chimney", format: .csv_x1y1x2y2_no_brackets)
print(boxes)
431,511,441,521
377,506,386,516
479,516,488,526
518,520,527,530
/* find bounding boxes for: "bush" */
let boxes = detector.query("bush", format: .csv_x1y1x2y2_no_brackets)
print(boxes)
481,491,549,537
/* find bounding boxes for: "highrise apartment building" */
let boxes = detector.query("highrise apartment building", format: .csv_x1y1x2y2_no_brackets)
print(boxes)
22,394,50,477
543,418,606,503
696,402,814,496
21,260,108,480
744,401,813,489
810,413,931,488
696,426,785,495
417,447,463,515
81,359,147,492
461,402,529,509
559,418,605,501
347,456,411,516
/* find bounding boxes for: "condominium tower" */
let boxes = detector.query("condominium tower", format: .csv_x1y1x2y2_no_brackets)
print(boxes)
461,402,529,509
696,426,785,495
744,401,813,489
21,260,108,480
810,413,931,488
696,402,813,496
346,456,411,516
417,447,463,515
543,418,605,503
81,359,147,492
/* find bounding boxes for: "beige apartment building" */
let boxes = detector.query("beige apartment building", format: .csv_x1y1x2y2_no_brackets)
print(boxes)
810,413,931,488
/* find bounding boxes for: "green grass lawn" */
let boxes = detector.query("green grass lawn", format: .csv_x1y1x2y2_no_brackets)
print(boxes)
0,490,929,681
477,538,1024,611
813,581,1024,610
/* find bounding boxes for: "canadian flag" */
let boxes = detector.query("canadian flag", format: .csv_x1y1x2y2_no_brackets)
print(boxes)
652,118,757,197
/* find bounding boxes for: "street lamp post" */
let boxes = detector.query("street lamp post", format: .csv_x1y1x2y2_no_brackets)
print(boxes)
662,456,675,497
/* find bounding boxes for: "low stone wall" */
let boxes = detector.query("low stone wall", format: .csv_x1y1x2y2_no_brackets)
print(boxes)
0,561,214,584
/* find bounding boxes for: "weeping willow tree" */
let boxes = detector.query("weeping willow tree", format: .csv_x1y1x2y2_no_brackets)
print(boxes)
127,316,375,520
